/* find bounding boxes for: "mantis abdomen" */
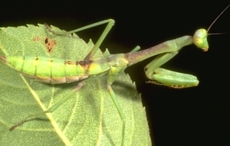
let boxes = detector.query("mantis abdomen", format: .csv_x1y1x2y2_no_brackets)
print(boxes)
2,56,111,84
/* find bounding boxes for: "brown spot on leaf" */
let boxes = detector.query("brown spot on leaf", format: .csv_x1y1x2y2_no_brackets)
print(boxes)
45,38,57,53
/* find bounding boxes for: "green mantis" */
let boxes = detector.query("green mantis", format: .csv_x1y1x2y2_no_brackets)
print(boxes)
1,4,229,146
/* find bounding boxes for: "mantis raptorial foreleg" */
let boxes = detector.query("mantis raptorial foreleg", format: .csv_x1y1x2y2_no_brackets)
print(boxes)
144,37,199,88
141,4,230,88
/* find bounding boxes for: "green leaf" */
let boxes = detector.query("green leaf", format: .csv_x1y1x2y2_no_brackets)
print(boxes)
0,24,151,145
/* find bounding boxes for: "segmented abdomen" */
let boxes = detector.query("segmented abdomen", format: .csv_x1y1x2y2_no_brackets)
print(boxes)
2,56,109,84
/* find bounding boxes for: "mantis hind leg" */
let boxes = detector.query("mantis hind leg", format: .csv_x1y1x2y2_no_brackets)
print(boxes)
70,19,115,60
46,19,115,60
9,82,84,131
145,52,199,88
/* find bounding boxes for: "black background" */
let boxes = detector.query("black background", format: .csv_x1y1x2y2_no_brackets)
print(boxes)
1,1,230,146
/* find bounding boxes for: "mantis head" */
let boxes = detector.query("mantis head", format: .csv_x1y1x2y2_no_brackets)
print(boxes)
193,4,230,52
193,29,209,52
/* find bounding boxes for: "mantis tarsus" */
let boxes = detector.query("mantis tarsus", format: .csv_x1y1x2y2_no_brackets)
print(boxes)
1,4,229,146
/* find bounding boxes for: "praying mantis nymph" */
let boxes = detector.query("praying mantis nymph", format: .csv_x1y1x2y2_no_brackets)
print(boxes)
1,4,229,146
